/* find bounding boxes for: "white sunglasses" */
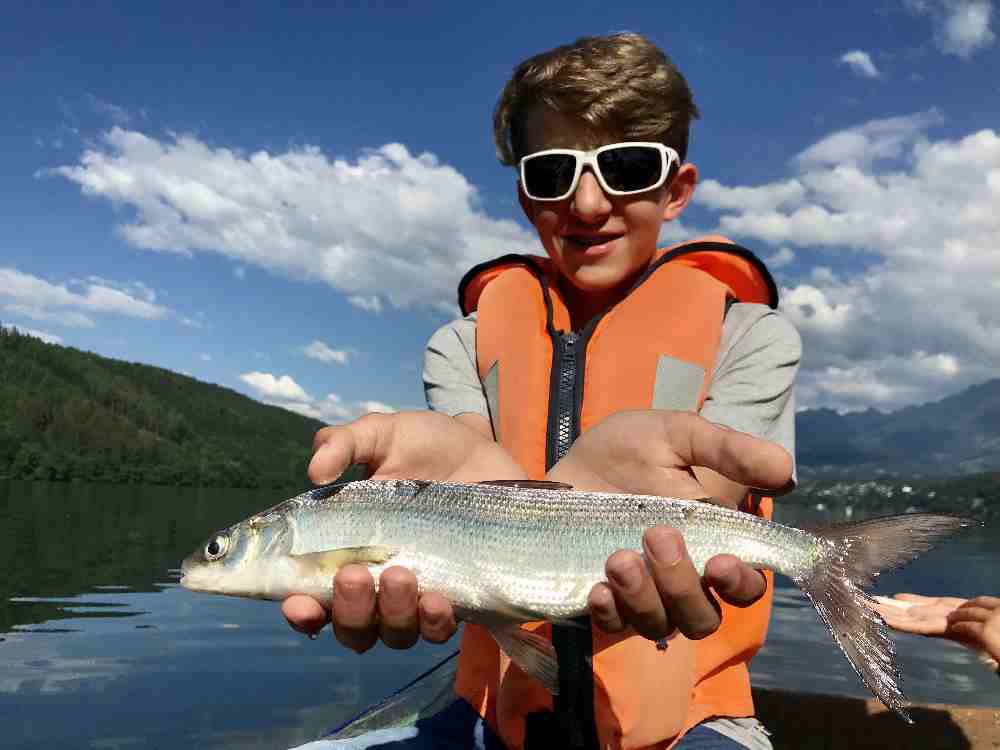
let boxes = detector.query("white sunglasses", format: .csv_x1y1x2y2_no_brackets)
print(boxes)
519,141,679,201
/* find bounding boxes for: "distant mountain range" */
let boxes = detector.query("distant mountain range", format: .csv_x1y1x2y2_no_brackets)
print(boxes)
4,322,998,485
796,379,1000,479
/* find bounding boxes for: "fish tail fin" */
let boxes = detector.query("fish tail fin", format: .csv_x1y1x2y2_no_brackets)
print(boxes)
798,513,976,723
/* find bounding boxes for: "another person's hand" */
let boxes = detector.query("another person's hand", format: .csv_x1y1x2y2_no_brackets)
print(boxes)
874,593,1000,662
545,410,794,642
282,410,525,652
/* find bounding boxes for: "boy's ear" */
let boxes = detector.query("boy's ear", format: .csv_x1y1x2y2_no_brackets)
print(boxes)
517,182,537,223
662,163,698,221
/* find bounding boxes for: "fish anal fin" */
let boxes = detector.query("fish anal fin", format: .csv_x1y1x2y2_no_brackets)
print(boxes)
290,546,397,576
488,625,560,695
477,480,572,491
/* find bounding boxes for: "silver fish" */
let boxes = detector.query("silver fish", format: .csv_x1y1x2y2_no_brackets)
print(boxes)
180,478,975,722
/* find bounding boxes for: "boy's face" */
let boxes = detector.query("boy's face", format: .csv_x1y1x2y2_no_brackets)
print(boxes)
517,107,696,304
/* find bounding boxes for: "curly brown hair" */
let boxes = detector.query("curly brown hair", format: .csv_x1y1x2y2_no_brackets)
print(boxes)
493,32,700,166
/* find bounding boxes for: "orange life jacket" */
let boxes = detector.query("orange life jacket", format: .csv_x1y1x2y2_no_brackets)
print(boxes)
455,237,780,750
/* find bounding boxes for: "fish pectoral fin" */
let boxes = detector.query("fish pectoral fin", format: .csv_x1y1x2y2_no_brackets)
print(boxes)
488,625,560,695
476,480,573,491
290,546,398,576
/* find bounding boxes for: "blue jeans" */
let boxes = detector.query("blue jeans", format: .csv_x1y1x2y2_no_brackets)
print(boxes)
677,722,763,749
293,700,769,749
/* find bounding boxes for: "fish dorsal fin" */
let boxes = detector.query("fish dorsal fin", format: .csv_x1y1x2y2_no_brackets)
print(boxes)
488,624,560,695
290,546,397,576
477,480,573,491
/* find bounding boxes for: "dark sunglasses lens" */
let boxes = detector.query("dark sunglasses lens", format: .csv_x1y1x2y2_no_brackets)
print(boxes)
523,153,576,198
597,146,663,192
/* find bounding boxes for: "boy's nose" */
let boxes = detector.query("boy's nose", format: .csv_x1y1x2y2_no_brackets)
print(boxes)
570,170,612,221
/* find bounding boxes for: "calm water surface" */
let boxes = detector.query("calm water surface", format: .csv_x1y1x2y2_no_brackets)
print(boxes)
1,480,997,749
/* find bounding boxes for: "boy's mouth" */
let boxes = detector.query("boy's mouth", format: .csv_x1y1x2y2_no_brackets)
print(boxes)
564,233,623,250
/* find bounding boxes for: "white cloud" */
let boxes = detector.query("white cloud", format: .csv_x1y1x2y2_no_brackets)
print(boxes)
793,109,944,169
0,267,170,327
347,295,383,314
767,247,796,269
1,324,63,344
239,371,311,401
277,392,397,424
302,340,350,364
796,351,974,413
838,50,882,78
238,372,396,423
200,353,212,362
52,129,536,311
86,93,132,125
658,218,711,246
696,112,1000,411
906,0,996,58
697,179,806,213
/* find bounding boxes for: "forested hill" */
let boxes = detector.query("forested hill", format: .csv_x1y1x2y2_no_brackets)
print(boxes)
0,325,328,487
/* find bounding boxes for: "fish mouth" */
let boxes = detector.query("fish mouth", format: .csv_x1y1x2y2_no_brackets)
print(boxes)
178,557,201,591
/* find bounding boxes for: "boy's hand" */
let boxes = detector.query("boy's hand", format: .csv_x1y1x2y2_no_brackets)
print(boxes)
282,410,526,651
545,410,794,642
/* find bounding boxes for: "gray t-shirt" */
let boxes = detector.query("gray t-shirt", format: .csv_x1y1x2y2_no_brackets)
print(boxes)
423,303,800,478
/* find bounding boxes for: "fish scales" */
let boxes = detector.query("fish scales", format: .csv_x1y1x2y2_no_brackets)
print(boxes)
181,477,975,720
278,480,820,621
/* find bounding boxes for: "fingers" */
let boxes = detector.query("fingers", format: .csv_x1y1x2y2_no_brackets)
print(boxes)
945,621,987,649
377,566,421,650
325,564,456,652
588,582,625,633
309,413,392,484
282,594,329,636
596,527,723,642
948,604,994,626
895,593,968,609
331,564,379,653
965,596,1000,611
643,527,722,640
418,592,458,643
604,550,672,640
661,412,794,492
703,555,768,607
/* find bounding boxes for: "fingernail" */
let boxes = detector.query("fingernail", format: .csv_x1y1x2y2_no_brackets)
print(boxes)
645,528,682,565
335,577,366,601
608,559,642,593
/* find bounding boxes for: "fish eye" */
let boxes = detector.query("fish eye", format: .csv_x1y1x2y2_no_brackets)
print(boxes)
204,534,230,561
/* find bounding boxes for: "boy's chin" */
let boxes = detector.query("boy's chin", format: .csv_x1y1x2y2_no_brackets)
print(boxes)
563,264,636,295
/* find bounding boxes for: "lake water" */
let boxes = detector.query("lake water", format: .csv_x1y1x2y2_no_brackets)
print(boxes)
1,480,997,749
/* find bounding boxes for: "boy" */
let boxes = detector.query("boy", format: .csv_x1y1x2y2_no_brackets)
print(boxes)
287,32,799,750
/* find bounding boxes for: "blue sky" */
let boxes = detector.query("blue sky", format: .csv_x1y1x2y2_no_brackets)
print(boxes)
3,1,999,420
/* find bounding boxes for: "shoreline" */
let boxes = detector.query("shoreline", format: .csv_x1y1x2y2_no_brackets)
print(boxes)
753,687,1000,749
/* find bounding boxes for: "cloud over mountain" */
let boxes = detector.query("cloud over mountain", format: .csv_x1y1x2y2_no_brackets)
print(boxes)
697,111,1000,412
0,267,170,327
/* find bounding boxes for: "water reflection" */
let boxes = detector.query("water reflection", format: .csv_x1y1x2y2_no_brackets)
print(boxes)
2,480,998,749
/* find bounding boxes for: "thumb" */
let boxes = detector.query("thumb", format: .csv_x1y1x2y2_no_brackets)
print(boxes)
662,412,793,491
308,413,395,484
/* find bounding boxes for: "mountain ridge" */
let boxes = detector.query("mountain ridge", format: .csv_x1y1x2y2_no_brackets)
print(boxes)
796,378,1000,479
1,324,325,487
4,323,998,484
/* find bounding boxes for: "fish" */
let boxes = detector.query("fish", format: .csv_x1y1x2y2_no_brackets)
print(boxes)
180,478,976,722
